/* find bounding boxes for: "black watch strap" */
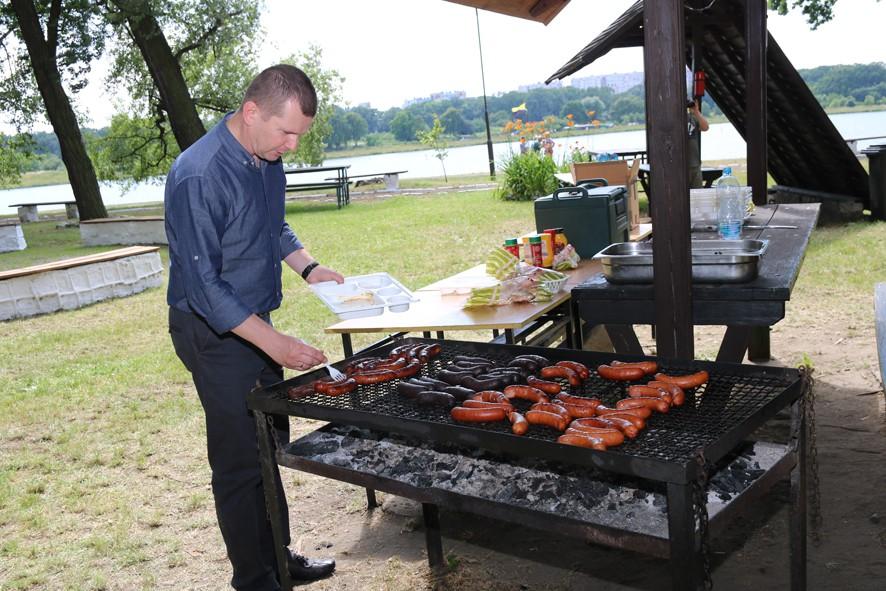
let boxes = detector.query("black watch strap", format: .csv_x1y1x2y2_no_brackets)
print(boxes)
301,261,320,280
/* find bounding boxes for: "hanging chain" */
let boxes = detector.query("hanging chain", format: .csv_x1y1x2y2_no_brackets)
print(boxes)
692,449,714,590
265,413,282,453
799,365,823,545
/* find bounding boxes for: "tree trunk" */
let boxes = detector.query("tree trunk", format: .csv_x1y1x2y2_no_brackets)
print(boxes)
10,0,107,220
115,0,206,150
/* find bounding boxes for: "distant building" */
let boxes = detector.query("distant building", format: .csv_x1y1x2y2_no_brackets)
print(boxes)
571,71,643,93
403,90,466,107
519,80,563,92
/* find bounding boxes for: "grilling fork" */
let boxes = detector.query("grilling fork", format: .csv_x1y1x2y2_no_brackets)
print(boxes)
325,363,346,381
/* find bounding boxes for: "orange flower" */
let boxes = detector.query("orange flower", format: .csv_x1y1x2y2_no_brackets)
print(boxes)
566,113,574,119
567,120,574,127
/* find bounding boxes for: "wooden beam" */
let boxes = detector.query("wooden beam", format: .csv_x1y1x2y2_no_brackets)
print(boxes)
644,0,694,360
746,0,768,205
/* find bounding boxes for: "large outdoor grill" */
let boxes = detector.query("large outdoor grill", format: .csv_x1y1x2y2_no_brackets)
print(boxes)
248,337,809,590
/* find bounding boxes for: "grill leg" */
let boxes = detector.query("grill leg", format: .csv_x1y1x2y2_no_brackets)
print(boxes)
254,410,294,591
790,400,808,591
717,326,750,363
341,333,353,358
605,325,644,355
748,326,772,362
435,331,444,339
366,488,378,510
667,482,704,591
504,329,515,344
422,503,444,568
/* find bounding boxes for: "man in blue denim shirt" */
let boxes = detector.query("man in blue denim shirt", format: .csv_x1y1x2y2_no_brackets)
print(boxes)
166,65,340,590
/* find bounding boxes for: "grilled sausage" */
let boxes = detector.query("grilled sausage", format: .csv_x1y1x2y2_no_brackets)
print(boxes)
654,371,709,389
314,376,350,394
437,369,474,386
323,378,358,396
503,385,549,404
517,354,552,368
450,406,508,423
526,376,562,395
452,355,493,365
508,357,539,371
555,360,590,379
571,416,639,439
462,376,509,392
597,411,647,429
611,360,659,375
394,359,421,378
557,433,608,450
416,390,457,408
286,384,315,400
525,409,569,431
595,403,652,419
616,396,670,413
530,402,571,420
352,369,397,385
553,401,599,419
463,399,513,410
508,411,529,435
410,376,451,390
397,381,428,399
441,385,475,402
472,390,509,405
647,381,686,406
540,365,582,387
554,393,601,409
628,385,673,406
597,364,645,381
565,426,625,446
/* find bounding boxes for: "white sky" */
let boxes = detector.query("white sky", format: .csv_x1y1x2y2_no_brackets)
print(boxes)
38,0,886,127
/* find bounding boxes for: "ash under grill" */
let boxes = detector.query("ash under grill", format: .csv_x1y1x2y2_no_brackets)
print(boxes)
262,338,800,482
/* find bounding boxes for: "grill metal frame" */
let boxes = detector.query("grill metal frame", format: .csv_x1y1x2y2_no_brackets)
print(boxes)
249,337,802,484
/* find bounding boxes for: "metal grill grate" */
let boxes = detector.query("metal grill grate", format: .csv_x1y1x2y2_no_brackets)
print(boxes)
266,340,797,467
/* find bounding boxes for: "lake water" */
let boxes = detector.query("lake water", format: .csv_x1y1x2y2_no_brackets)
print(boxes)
2,110,885,217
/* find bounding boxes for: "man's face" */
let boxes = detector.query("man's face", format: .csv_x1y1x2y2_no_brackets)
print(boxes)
246,98,314,162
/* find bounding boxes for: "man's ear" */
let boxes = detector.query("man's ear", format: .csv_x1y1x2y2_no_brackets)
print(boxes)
242,101,261,126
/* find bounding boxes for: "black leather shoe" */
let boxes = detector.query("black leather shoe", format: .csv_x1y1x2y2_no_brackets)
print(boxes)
287,550,335,581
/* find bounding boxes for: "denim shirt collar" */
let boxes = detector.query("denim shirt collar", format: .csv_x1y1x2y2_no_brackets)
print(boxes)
217,111,266,172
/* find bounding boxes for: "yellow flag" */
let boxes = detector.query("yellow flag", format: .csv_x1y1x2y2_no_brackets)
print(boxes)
511,102,527,113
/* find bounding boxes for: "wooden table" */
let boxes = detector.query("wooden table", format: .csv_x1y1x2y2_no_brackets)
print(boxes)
284,164,350,208
326,260,603,357
571,203,820,363
637,163,724,193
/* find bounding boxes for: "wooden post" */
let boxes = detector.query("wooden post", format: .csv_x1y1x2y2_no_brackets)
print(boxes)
746,0,769,206
644,0,694,359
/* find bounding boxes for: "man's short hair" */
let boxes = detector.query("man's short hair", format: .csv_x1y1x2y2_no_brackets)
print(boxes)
243,64,318,118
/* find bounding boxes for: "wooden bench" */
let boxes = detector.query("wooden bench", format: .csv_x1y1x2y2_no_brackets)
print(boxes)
333,170,408,191
79,216,167,246
0,246,163,321
10,200,79,223
0,220,26,252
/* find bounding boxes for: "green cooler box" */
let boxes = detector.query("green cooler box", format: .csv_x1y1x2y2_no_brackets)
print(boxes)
534,185,629,258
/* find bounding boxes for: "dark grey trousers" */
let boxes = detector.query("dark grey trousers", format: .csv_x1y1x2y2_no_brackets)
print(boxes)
169,307,289,591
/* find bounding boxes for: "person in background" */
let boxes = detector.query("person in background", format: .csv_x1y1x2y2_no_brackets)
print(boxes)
687,98,710,188
540,131,555,158
165,64,341,590
519,135,528,155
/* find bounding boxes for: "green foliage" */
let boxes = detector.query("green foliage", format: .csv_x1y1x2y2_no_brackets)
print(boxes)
560,99,588,123
390,110,425,142
495,151,558,201
440,107,470,136
89,113,178,188
282,44,344,166
417,115,448,181
609,95,645,124
0,133,33,185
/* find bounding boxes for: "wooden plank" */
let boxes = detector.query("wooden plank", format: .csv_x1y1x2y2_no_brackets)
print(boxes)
0,246,159,280
9,200,76,207
746,0,768,206
80,216,164,224
644,0,694,359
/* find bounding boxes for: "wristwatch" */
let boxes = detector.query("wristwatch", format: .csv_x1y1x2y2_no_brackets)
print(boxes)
301,261,320,280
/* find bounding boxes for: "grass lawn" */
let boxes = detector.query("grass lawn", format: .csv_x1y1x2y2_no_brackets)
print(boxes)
1,182,884,589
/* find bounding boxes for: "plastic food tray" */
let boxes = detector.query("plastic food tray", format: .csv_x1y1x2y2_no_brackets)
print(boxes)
310,273,418,319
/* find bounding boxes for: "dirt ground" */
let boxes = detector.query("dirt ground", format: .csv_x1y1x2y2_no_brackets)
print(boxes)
156,273,886,591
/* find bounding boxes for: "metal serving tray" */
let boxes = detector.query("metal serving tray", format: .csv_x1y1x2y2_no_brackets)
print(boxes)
593,239,768,284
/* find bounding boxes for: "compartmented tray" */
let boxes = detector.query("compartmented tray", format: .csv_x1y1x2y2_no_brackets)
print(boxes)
310,272,417,319
593,239,768,284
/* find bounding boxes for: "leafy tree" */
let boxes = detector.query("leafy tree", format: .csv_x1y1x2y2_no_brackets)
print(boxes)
344,111,368,146
610,95,645,123
417,115,448,181
92,0,261,182
390,110,424,142
560,99,588,123
581,96,606,120
769,0,880,29
327,108,349,149
351,104,382,133
440,107,470,136
282,44,343,166
0,0,108,219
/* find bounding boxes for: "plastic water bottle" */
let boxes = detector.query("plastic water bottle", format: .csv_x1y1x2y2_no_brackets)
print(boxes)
716,167,743,240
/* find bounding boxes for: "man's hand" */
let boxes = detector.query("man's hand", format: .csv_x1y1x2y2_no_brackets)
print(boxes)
306,265,344,284
268,333,328,371
231,314,327,371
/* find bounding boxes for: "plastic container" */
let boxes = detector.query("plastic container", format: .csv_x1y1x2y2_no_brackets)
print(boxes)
716,167,743,240
503,238,520,258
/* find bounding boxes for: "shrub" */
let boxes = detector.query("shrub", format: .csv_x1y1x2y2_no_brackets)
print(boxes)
495,151,559,201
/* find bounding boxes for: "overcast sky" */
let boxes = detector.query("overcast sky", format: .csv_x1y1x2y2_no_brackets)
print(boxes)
50,0,886,127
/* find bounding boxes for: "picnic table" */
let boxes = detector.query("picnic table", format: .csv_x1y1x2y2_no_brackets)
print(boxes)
283,164,350,208
571,203,820,363
10,200,79,223
637,163,724,194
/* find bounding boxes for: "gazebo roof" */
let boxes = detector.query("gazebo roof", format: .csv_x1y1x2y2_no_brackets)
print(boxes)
546,0,869,205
